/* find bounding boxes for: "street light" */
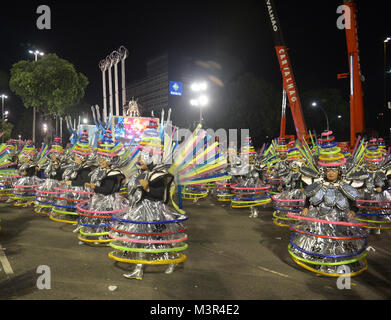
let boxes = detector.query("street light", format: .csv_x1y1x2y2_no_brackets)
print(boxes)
338,115,342,119
190,82,208,124
384,37,391,109
29,50,44,61
1,94,7,122
83,118,88,124
190,95,209,123
312,101,329,131
28,49,45,144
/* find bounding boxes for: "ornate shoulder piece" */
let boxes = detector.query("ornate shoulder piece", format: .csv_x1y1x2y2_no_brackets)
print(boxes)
375,170,386,181
304,181,322,197
299,166,319,179
339,182,359,201
345,170,369,181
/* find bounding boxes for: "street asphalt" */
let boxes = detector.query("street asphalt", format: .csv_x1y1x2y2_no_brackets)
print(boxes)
1,194,391,300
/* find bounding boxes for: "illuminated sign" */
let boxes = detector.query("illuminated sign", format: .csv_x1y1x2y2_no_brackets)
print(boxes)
169,81,183,96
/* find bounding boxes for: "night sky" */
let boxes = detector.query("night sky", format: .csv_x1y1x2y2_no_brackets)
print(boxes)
0,0,390,136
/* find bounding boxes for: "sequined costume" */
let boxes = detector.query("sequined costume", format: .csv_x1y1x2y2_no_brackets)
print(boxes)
287,130,369,277
109,163,187,280
346,139,391,232
0,140,20,201
50,131,94,224
34,138,65,215
12,142,43,207
77,129,128,245
272,142,306,227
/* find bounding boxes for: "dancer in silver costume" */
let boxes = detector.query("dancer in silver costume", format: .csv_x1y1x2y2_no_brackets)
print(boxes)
272,142,307,227
34,138,65,214
346,138,391,234
77,129,128,245
12,142,43,207
110,154,186,280
51,131,94,224
288,130,369,277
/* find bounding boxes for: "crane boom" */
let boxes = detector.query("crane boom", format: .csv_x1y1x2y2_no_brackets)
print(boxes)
342,0,365,147
264,0,308,142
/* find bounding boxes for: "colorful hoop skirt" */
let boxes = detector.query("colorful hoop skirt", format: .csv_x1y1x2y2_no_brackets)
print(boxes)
77,193,129,244
355,191,391,230
181,183,208,201
108,198,188,267
215,181,236,203
50,186,93,224
231,183,271,209
12,176,42,207
34,179,60,215
267,176,283,195
287,208,369,277
272,189,305,227
0,172,20,201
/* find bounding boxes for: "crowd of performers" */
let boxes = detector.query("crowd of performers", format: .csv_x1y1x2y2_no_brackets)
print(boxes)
210,130,391,277
1,118,391,279
0,112,231,280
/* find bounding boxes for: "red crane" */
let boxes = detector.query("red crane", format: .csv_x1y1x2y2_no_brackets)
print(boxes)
338,0,365,147
264,0,308,142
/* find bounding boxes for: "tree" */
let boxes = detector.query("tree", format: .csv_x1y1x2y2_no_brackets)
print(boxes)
9,53,88,116
0,120,14,142
0,71,9,91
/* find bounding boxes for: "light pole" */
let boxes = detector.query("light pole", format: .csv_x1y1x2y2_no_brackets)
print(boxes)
384,37,391,110
190,82,208,124
312,102,329,131
1,94,7,122
28,49,45,144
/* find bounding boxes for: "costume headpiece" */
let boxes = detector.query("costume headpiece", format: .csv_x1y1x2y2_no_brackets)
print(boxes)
73,130,91,158
49,137,64,155
317,130,346,167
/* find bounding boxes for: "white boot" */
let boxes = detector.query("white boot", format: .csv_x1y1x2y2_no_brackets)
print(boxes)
123,264,144,280
165,263,176,274
249,207,258,218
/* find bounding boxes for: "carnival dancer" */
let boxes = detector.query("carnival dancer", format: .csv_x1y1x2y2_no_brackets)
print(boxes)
229,137,271,218
50,131,94,224
0,140,21,201
77,129,128,245
34,138,65,215
108,123,229,280
267,137,289,195
272,141,306,227
287,130,369,277
109,153,183,280
346,138,391,234
12,141,43,207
